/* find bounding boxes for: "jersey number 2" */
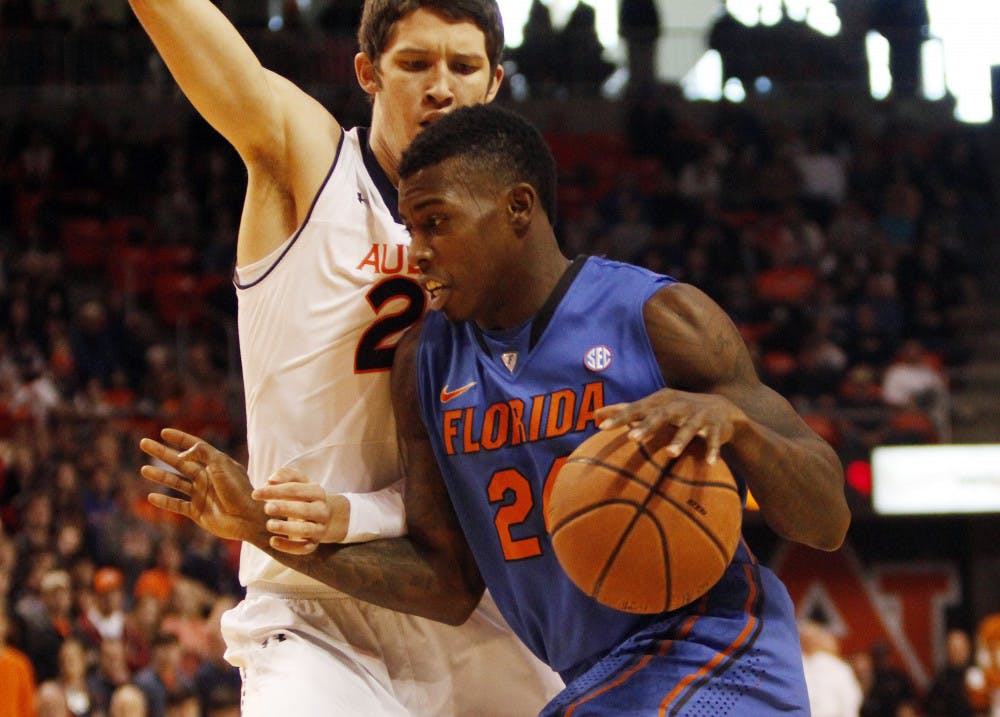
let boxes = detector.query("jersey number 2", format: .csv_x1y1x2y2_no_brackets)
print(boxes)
355,277,426,373
488,457,567,562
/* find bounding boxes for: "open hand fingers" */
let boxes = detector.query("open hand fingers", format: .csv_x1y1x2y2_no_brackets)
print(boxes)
261,497,328,524
253,480,325,503
147,491,194,520
594,402,631,429
269,535,319,555
266,466,310,486
140,438,207,481
140,464,193,496
266,516,324,543
160,428,210,452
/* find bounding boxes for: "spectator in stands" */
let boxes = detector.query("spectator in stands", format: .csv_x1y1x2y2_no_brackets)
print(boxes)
69,300,124,393
86,638,131,716
158,578,213,678
788,333,846,406
881,337,950,442
836,363,888,460
133,537,181,608
54,637,91,717
617,0,660,96
20,568,73,683
869,0,927,98
509,0,559,97
0,604,35,717
11,488,52,561
122,594,161,673
852,641,918,717
108,684,147,717
845,303,896,370
132,632,193,717
556,1,615,95
923,627,977,717
34,680,70,717
192,596,240,717
970,614,1000,716
800,618,863,717
78,566,126,648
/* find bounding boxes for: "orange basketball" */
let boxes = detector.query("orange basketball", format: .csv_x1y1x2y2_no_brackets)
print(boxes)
546,424,743,614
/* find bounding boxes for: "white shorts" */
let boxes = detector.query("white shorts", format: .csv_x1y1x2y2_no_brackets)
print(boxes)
221,587,562,716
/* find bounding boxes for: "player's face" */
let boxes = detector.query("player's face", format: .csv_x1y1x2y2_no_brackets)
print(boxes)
400,160,513,325
357,8,503,178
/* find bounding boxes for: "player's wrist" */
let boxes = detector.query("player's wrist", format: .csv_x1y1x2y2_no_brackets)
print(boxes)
321,494,351,543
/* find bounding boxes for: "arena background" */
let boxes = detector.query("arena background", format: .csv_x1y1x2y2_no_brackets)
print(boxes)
1,0,999,712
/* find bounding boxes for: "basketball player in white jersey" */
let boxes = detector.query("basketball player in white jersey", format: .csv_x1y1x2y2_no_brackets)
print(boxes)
127,0,562,713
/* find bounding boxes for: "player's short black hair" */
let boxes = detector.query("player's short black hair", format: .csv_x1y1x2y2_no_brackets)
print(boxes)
398,104,557,224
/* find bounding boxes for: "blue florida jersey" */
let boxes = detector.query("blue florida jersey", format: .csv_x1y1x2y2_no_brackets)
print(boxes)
418,257,811,714
417,256,677,675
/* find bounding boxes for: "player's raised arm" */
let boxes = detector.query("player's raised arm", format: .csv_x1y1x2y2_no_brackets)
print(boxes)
128,0,340,262
595,282,850,552
130,0,287,155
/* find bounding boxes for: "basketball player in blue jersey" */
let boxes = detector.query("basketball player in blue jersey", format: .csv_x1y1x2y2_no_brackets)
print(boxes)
128,0,561,714
140,104,851,714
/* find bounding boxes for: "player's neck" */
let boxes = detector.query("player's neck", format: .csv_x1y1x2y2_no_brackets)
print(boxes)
366,122,402,188
476,250,572,332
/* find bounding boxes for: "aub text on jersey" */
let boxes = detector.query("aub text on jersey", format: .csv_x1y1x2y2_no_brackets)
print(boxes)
440,381,605,455
355,243,420,276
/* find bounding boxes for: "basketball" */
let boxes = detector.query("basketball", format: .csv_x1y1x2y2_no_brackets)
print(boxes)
545,424,743,614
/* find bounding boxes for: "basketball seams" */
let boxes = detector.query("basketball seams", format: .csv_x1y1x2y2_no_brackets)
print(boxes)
649,484,741,565
548,425,743,614
560,454,739,566
564,456,658,490
553,458,738,607
593,503,671,612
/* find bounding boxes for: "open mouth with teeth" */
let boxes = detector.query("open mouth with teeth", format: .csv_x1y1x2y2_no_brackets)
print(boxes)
422,279,449,311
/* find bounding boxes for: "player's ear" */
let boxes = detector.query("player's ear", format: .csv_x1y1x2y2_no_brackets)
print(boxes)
485,64,504,102
355,52,379,95
508,184,535,231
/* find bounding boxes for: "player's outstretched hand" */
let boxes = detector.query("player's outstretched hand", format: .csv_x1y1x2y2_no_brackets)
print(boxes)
252,468,351,554
139,428,267,545
594,387,745,465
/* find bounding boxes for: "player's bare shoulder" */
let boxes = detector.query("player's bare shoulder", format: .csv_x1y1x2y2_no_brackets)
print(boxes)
237,71,344,265
643,282,755,391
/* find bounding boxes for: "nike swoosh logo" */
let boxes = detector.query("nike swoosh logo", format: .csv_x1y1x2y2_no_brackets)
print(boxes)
440,381,477,403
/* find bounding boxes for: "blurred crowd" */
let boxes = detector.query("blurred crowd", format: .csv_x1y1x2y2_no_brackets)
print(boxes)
551,91,990,490
1,2,999,716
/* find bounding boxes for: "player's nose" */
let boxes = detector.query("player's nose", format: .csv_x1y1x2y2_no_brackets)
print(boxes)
425,62,455,105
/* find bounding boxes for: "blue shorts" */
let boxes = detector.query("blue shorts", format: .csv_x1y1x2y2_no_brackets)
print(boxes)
540,558,808,716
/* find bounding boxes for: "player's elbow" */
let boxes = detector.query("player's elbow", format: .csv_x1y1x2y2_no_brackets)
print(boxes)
770,502,850,552
427,583,484,626
812,506,851,552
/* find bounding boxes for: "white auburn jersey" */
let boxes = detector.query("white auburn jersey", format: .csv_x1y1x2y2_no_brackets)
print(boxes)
234,127,423,590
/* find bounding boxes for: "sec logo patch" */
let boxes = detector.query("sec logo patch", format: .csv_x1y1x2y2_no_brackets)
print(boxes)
583,345,613,372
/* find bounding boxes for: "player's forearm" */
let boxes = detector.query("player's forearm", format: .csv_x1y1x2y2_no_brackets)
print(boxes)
258,537,484,625
128,0,279,152
727,414,849,551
